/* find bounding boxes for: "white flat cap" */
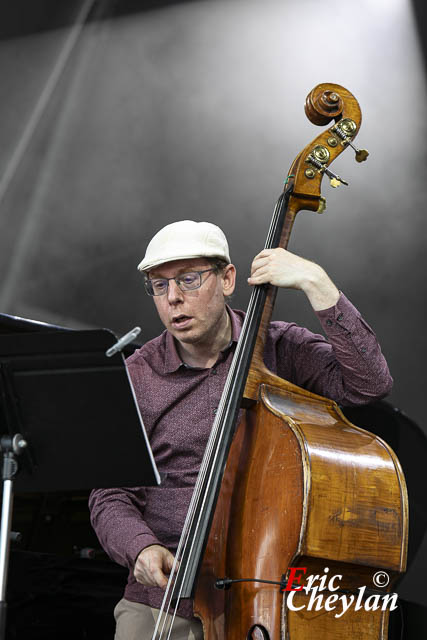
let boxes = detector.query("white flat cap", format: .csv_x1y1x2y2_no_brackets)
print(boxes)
137,220,231,272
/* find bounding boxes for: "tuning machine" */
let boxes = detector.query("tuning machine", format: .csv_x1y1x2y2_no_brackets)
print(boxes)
330,118,369,163
305,145,349,188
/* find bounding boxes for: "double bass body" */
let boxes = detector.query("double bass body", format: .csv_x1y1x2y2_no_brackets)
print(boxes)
195,373,408,639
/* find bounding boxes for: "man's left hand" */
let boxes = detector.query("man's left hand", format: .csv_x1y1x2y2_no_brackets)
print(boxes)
248,248,340,311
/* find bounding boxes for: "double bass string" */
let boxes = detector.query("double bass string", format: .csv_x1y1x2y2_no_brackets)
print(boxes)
152,188,290,639
152,189,289,639
152,186,292,640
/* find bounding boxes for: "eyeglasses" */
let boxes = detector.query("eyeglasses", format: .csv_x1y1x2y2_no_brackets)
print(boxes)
144,268,217,296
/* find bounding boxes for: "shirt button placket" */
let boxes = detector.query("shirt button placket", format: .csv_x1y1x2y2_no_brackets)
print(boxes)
210,367,220,418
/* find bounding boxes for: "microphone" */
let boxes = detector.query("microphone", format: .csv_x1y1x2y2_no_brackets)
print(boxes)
106,326,141,357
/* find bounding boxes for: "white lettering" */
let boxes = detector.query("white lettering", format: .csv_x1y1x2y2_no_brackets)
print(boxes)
307,587,324,611
355,585,366,610
305,574,320,591
364,594,381,611
328,574,342,592
381,593,398,611
286,590,305,612
324,594,339,611
318,567,330,591
335,594,355,618
285,573,400,619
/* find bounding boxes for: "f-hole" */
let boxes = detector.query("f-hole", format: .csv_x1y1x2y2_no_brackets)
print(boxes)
247,625,270,640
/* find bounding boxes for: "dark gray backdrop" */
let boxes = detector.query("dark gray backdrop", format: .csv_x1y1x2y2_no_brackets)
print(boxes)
1,0,426,606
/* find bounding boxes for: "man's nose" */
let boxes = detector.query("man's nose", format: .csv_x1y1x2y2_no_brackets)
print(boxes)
167,279,184,303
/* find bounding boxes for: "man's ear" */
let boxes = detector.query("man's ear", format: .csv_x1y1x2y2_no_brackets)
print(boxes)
222,264,236,297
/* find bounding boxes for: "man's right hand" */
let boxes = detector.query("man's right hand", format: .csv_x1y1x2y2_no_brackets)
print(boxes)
134,544,174,588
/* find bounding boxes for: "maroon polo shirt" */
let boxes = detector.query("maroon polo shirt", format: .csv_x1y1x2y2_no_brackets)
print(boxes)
89,294,392,618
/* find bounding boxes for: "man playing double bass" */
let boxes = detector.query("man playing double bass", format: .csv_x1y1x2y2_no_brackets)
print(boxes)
89,219,392,640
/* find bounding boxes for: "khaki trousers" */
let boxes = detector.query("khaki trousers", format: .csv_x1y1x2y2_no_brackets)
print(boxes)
114,598,204,640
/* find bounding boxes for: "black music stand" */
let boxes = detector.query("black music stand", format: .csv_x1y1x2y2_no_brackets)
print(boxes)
0,313,159,640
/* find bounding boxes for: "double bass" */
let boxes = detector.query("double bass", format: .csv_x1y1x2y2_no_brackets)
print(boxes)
153,83,408,639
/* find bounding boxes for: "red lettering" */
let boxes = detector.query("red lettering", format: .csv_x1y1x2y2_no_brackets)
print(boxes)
284,567,307,591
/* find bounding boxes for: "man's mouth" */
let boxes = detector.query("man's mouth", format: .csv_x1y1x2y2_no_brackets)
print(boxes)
171,315,192,329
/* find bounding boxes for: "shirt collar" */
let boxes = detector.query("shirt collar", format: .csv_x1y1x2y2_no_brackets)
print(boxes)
163,305,242,374
224,304,242,348
164,330,184,373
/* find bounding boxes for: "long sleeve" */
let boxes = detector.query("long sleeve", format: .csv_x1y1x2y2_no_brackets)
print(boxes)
265,293,393,406
88,486,162,570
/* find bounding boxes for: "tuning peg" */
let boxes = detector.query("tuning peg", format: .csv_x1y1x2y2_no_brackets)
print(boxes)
324,166,348,187
356,150,369,162
353,146,369,163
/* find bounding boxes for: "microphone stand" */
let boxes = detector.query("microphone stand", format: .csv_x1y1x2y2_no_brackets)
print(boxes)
0,318,158,639
0,433,27,640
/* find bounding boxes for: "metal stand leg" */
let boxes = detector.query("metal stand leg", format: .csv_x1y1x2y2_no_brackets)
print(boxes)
0,476,13,639
0,436,27,640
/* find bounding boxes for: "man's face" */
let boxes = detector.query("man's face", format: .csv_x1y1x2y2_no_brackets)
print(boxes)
148,258,236,346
